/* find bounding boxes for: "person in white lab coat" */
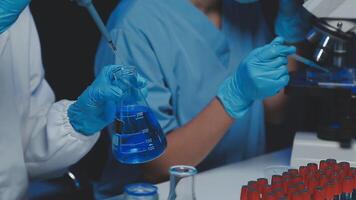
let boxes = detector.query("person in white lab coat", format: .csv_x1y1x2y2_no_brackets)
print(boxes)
0,1,145,199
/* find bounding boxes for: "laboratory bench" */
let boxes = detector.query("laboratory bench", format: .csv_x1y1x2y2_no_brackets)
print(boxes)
105,148,291,200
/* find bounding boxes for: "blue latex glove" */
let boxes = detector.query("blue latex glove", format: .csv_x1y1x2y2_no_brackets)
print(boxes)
217,37,296,119
0,0,30,33
68,65,147,136
275,0,311,43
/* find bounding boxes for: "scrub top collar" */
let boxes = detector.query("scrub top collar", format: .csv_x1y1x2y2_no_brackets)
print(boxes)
167,0,231,67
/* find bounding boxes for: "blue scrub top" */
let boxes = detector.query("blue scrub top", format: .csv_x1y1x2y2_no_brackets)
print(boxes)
94,0,273,197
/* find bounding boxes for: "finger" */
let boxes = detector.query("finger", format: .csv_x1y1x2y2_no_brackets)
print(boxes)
278,74,290,88
96,65,121,83
258,44,296,60
270,37,286,45
272,65,289,80
258,65,288,81
93,86,124,103
259,56,288,69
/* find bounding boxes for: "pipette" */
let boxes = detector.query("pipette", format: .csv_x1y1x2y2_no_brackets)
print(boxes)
290,54,330,73
75,0,120,59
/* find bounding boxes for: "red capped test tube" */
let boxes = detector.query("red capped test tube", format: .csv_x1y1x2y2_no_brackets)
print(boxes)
248,181,258,190
308,163,318,173
272,175,283,185
241,185,249,200
339,162,351,174
320,160,328,170
314,186,326,200
263,192,276,200
288,169,299,176
248,188,260,200
341,176,353,200
258,178,268,192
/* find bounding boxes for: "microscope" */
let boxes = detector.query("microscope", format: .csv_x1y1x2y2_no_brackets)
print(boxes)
288,0,356,167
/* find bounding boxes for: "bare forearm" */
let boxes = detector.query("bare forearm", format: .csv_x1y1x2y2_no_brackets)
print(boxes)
142,98,234,182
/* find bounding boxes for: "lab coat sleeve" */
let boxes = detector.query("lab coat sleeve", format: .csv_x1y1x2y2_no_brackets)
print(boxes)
95,24,179,134
20,8,99,179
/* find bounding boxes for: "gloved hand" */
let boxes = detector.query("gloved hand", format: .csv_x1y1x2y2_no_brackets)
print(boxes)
68,65,147,136
217,37,296,119
275,0,311,43
0,0,31,33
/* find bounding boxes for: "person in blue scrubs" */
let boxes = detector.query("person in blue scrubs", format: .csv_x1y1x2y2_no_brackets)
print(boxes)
94,0,309,198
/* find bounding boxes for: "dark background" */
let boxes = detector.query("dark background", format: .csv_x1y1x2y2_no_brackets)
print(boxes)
30,0,118,100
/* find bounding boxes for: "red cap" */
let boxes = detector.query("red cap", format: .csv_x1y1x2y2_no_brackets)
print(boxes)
241,185,249,200
295,182,306,191
339,169,347,180
281,179,290,194
291,192,303,200
299,166,308,178
326,159,337,164
288,169,299,176
307,163,318,172
272,188,284,199
330,172,340,181
291,175,304,184
339,162,351,173
262,185,273,199
248,189,260,200
287,185,298,196
282,172,291,180
325,168,334,177
342,176,354,194
333,179,342,196
272,181,283,191
319,160,327,170
313,186,325,200
300,189,310,200
307,178,319,194
319,174,329,187
333,164,341,172
351,167,356,175
272,175,283,184
325,183,334,200
263,192,276,200
257,178,268,193
248,181,258,189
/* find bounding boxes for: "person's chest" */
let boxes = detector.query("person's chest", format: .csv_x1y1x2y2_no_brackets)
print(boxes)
150,1,273,123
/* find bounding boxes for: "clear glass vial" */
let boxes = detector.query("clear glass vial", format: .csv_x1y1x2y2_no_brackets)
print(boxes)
168,165,197,200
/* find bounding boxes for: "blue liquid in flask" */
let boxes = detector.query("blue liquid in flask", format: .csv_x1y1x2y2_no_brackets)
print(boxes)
112,105,167,164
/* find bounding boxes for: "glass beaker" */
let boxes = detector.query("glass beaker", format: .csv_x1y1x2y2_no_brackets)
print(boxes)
111,65,167,164
168,165,197,200
124,183,159,200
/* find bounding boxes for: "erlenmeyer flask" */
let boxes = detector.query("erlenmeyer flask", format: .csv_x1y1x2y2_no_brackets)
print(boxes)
111,65,167,164
168,165,197,200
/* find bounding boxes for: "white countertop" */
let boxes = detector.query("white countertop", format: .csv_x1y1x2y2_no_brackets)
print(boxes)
106,149,291,200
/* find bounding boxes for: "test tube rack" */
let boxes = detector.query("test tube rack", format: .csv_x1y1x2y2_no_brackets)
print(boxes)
241,159,356,200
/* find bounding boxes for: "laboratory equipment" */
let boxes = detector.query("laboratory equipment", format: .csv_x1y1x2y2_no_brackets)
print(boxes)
112,65,167,164
240,160,356,200
74,0,121,59
286,0,356,168
290,54,330,73
123,183,159,200
303,0,356,68
168,165,197,200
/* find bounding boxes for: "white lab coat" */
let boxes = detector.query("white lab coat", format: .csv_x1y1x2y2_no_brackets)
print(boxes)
0,7,100,199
